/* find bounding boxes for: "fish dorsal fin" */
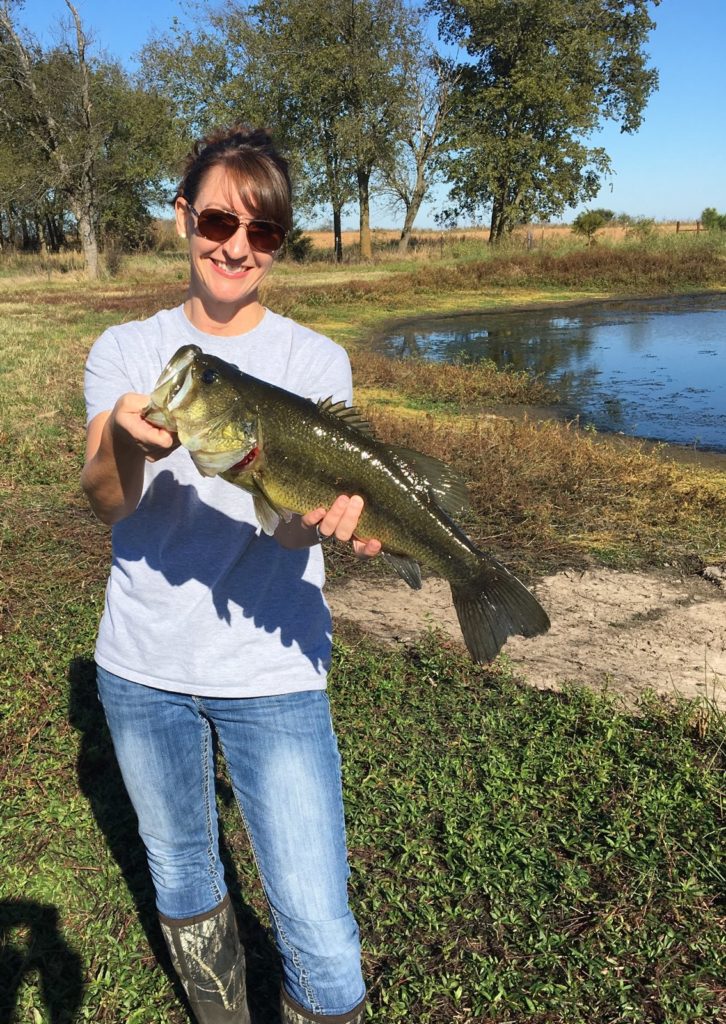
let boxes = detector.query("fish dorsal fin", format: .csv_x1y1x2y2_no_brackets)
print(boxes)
382,552,423,590
316,397,375,437
388,445,472,519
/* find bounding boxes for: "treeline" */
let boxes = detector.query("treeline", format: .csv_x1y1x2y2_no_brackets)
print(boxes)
1,0,663,275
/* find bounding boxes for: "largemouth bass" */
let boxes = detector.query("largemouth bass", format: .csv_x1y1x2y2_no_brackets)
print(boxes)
144,345,550,662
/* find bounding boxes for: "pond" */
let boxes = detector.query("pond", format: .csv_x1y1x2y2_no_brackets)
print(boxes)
380,294,726,453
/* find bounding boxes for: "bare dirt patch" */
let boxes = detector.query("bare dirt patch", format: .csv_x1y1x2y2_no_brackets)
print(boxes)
326,567,726,707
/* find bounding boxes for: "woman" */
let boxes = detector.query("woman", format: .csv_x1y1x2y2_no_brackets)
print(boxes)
81,125,379,1024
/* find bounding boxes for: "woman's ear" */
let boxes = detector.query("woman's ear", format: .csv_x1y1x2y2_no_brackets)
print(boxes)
174,198,188,239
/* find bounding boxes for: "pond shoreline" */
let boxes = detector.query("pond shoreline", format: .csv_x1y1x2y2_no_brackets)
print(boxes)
368,289,726,465
492,402,726,471
367,287,726,345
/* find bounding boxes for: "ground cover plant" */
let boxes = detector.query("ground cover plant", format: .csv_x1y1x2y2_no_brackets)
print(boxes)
1,240,725,1022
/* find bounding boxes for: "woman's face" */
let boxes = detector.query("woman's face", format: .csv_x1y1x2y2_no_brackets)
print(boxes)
175,164,276,321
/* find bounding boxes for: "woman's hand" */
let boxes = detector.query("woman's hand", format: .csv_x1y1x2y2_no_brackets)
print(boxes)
109,393,180,462
301,495,382,558
82,394,180,525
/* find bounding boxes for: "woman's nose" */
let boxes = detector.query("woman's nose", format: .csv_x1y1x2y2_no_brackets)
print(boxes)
222,223,252,260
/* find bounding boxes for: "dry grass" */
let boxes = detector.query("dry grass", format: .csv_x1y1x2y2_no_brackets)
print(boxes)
359,406,726,576
349,351,556,407
304,221,706,252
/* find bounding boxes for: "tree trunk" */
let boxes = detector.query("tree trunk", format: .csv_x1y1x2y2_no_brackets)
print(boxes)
488,196,501,245
398,161,429,254
358,168,372,261
74,199,99,278
333,205,343,263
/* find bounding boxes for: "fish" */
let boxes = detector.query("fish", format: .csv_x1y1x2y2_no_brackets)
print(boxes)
143,344,550,662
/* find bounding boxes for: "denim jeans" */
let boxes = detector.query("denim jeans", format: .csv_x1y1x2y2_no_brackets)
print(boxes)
96,667,366,1017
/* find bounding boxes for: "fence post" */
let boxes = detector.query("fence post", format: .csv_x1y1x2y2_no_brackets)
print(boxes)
697,221,701,233
676,221,680,234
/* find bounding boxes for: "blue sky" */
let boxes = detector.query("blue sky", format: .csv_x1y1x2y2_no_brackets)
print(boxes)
14,0,726,228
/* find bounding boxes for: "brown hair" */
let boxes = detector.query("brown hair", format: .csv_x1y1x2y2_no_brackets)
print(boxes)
174,125,293,232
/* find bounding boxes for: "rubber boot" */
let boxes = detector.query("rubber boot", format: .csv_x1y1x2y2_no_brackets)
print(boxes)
159,895,251,1024
280,988,366,1024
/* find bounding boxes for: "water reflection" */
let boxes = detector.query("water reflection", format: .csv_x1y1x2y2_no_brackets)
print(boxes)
380,294,726,452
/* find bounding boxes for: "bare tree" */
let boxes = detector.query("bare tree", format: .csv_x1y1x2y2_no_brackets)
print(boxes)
0,0,100,275
377,57,456,253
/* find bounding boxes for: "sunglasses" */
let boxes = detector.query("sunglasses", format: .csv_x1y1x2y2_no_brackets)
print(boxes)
186,204,287,253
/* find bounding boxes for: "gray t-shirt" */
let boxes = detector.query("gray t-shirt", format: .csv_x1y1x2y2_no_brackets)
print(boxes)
84,305,353,697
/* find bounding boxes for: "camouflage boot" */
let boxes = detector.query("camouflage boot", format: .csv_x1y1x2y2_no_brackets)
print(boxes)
159,895,251,1024
279,988,366,1024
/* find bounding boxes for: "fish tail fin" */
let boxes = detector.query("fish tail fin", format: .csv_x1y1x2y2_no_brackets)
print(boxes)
451,558,550,664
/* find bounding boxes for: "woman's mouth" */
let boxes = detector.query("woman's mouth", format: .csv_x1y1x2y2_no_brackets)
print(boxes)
209,258,251,278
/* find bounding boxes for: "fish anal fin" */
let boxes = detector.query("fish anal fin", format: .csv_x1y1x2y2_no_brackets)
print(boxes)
382,551,423,590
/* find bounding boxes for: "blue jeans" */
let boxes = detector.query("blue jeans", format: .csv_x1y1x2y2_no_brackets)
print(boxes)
96,667,365,1017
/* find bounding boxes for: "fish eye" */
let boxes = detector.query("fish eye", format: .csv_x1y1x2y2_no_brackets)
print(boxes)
201,368,218,385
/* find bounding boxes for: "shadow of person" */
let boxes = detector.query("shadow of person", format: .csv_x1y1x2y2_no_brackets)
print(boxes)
0,901,83,1024
68,657,283,1023
111,471,331,675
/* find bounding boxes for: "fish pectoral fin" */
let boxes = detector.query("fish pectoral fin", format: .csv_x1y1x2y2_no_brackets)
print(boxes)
250,477,293,536
253,492,281,536
388,445,472,518
188,447,251,478
381,552,423,590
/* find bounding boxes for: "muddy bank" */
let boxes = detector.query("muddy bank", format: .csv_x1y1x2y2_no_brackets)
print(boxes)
326,567,726,708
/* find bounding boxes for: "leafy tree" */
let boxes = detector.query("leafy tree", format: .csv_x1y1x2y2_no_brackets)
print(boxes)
572,207,614,246
427,0,661,243
143,0,420,262
701,207,726,231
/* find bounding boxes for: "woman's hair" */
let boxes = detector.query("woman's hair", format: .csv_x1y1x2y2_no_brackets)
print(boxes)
174,126,293,231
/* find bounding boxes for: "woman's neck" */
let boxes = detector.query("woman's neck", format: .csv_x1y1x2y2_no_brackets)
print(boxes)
182,295,267,337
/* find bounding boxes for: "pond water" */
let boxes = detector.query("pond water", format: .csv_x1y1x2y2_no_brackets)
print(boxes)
380,294,726,453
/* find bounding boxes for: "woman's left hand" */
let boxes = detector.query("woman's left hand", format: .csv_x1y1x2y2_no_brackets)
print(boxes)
302,495,382,558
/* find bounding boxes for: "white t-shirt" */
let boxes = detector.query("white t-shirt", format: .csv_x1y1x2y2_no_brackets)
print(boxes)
84,305,353,697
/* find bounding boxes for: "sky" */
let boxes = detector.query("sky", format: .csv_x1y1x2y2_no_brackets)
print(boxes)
11,0,726,229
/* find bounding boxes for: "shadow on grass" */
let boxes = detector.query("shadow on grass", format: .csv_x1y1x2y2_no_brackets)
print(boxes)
0,901,83,1024
67,657,283,1024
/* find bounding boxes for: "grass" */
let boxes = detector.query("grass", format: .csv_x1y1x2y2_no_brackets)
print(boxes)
1,236,725,1022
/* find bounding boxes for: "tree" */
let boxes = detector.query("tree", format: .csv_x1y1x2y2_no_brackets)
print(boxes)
701,207,726,232
377,54,457,253
572,207,614,246
0,0,103,273
427,0,661,243
143,0,419,261
0,1,174,272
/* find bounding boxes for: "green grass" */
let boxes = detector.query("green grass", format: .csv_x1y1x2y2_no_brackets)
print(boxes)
1,240,725,1022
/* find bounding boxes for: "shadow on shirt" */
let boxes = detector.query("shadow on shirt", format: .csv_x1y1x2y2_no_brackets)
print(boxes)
112,470,332,672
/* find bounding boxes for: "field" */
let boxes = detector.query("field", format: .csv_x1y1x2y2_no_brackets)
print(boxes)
1,234,725,1023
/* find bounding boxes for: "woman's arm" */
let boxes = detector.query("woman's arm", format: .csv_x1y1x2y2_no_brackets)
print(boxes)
81,393,179,526
274,494,382,558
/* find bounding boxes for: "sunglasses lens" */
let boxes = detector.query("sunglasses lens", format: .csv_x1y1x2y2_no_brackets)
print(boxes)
196,209,239,242
193,208,286,252
247,221,286,253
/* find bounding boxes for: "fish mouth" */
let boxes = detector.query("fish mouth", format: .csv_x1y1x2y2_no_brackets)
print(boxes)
144,345,201,427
